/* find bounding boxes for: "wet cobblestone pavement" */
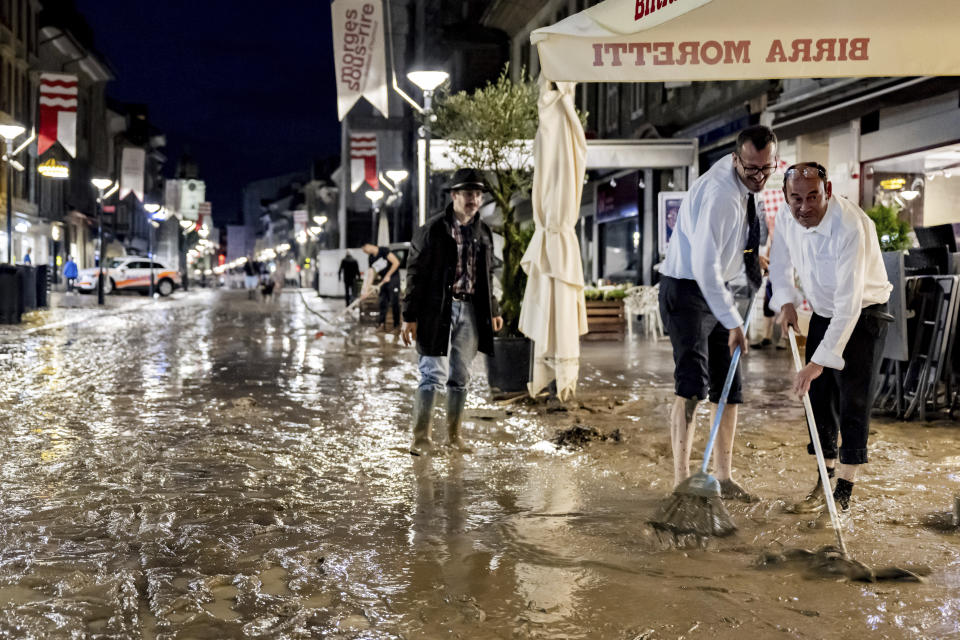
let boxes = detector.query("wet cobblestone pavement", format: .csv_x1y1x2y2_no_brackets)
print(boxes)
0,289,958,639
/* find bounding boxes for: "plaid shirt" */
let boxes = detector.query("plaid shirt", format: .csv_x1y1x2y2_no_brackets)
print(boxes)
451,217,478,295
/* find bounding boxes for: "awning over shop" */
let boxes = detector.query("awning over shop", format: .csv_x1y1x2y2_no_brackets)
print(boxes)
532,0,960,84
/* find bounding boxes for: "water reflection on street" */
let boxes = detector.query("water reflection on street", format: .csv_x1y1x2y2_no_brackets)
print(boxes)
0,289,957,638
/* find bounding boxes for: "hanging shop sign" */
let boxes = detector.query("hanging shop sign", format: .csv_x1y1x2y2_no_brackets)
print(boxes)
37,158,69,179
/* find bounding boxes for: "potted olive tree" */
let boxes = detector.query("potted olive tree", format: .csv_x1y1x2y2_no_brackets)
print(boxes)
429,67,539,392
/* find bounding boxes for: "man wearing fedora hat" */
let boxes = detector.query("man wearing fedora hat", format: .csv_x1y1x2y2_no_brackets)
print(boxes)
401,168,504,455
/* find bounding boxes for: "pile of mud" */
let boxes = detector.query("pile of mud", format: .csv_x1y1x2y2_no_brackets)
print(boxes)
757,545,930,583
550,423,622,449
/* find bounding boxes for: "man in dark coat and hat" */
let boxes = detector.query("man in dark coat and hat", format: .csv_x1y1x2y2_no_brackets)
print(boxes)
401,168,503,455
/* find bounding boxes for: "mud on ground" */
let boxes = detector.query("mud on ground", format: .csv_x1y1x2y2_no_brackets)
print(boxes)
0,291,958,639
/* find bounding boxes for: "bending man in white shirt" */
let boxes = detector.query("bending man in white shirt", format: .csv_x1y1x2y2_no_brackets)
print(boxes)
769,163,892,513
658,125,778,502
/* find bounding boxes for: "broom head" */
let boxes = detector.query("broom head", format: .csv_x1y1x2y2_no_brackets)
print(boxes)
648,471,737,538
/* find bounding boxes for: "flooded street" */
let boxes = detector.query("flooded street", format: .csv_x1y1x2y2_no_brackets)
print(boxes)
1,288,958,639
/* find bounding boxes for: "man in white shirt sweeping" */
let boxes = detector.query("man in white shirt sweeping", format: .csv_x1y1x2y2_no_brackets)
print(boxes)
769,162,892,513
658,125,778,502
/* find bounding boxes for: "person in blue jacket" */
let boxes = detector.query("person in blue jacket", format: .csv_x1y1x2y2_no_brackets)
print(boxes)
63,255,78,293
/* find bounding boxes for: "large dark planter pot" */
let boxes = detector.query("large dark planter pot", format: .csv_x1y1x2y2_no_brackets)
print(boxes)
0,264,21,324
486,336,532,393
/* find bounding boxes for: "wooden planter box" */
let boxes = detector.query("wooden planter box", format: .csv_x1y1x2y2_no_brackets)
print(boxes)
584,300,625,340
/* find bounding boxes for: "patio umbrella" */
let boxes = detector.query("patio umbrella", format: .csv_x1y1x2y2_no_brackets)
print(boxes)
518,77,589,401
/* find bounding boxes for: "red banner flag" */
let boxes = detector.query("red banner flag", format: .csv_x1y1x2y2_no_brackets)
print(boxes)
350,133,378,192
38,73,78,157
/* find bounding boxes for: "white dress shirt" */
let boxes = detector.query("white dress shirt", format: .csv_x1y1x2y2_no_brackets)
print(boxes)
768,195,892,370
660,155,751,330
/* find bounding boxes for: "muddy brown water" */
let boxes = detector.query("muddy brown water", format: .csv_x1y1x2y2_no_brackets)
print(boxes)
0,290,957,638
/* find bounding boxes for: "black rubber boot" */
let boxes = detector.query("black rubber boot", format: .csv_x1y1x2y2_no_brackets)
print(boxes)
446,388,473,453
410,389,436,456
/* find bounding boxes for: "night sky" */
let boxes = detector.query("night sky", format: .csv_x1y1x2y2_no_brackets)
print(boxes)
74,0,341,226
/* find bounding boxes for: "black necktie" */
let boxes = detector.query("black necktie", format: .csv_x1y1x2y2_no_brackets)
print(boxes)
744,194,762,291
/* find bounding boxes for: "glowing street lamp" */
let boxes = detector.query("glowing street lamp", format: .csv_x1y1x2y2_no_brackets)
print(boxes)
406,70,449,93
365,189,385,244
407,70,448,226
385,169,409,184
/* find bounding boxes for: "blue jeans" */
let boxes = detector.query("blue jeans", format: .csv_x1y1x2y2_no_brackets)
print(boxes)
418,300,479,392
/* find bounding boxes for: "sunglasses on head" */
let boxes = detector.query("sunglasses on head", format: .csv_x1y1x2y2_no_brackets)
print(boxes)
784,163,827,181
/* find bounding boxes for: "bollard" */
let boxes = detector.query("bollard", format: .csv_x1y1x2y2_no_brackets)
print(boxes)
953,495,960,528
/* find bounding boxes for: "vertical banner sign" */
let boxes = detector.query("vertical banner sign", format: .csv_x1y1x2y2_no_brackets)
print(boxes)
120,147,146,202
293,210,308,237
350,133,378,192
38,73,78,157
331,0,389,120
197,202,212,232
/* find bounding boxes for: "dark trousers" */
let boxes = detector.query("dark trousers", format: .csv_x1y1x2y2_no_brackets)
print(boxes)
66,277,76,292
344,280,357,306
805,304,888,465
658,276,743,403
379,276,400,327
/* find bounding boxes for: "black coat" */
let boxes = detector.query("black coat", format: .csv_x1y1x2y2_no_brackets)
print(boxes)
402,204,499,357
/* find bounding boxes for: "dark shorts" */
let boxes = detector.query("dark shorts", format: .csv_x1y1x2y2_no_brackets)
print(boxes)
805,304,888,465
658,276,742,404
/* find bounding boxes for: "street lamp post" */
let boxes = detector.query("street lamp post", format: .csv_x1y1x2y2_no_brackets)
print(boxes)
0,120,27,264
91,178,114,306
312,215,327,296
406,71,448,227
179,218,192,292
384,170,409,239
144,203,161,297
365,190,384,244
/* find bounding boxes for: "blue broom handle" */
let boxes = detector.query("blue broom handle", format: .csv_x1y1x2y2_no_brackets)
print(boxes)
700,294,757,473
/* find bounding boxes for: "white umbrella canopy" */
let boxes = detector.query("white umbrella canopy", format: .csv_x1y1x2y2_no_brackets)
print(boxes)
532,0,960,83
519,78,589,401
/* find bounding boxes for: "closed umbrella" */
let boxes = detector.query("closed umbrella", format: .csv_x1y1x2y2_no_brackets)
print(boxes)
518,77,588,401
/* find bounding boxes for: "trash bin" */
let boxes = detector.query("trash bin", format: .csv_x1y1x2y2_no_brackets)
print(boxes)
35,264,49,308
18,266,36,313
0,264,21,324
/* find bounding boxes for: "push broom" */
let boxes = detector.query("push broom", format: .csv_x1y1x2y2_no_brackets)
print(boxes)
786,326,847,553
771,326,928,582
649,297,757,539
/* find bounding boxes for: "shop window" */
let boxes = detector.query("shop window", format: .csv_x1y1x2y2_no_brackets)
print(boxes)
862,142,960,230
596,171,642,282
599,218,640,283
